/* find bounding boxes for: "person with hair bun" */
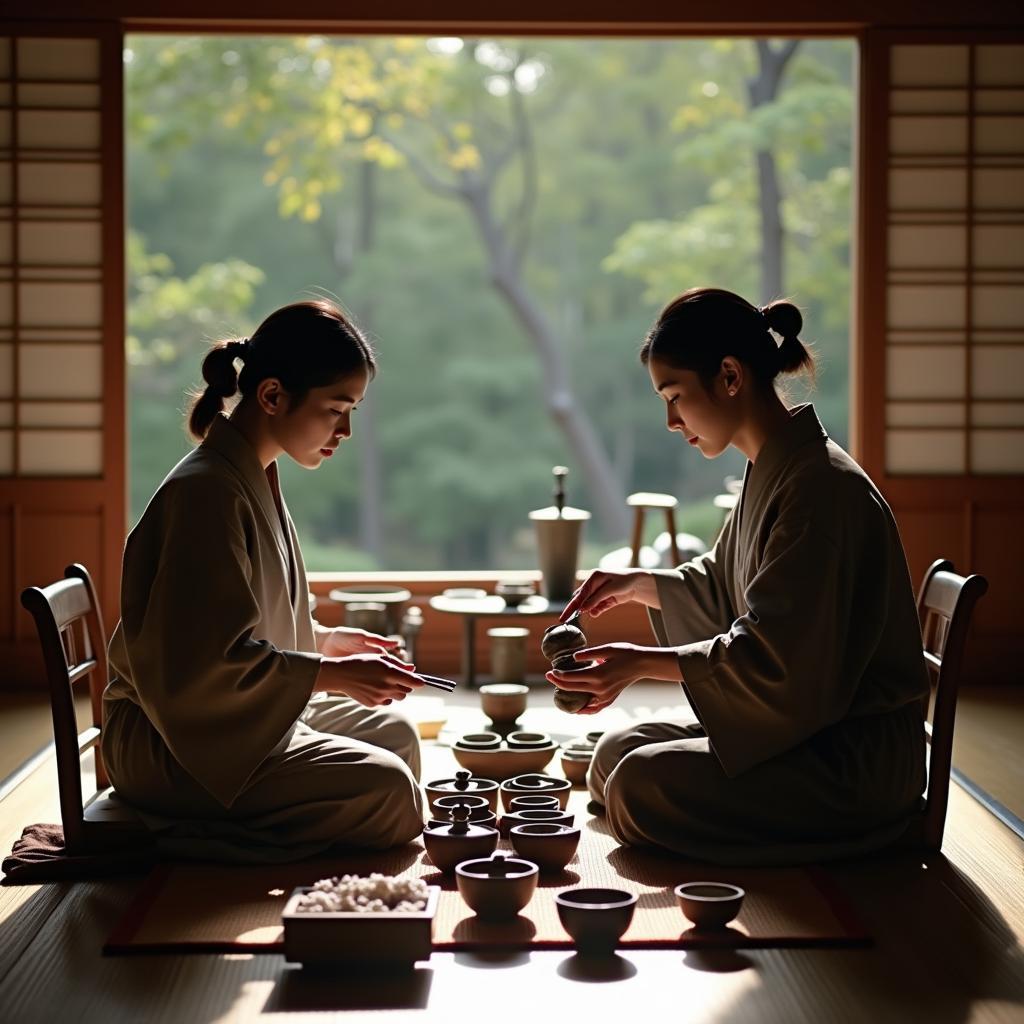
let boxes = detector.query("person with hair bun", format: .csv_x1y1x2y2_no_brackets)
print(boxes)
103,299,428,861
551,287,929,864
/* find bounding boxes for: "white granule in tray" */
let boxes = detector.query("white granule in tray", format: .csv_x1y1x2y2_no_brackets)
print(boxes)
294,873,430,913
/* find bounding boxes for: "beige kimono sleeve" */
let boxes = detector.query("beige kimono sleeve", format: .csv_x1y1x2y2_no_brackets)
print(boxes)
673,486,891,778
112,474,321,807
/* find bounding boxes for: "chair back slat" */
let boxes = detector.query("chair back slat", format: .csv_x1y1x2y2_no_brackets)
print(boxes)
77,726,101,754
42,578,92,631
20,563,112,852
915,558,988,851
67,657,98,686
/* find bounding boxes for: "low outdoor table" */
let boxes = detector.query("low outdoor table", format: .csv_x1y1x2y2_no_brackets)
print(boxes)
427,593,568,687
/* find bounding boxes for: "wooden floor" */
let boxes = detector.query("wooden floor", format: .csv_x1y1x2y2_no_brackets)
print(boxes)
1,689,1023,1023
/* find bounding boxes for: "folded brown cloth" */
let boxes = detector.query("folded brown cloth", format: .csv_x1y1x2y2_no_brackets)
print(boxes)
2,823,156,884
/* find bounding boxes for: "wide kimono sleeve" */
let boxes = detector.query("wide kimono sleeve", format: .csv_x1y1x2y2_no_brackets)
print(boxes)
109,474,321,807
673,482,891,778
647,510,738,647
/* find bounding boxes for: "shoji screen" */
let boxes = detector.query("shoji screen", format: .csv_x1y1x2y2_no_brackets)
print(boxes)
860,34,1023,684
0,26,124,686
885,43,1024,475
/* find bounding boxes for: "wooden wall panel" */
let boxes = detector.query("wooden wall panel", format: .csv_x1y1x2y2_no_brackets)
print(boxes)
15,508,102,640
0,24,124,688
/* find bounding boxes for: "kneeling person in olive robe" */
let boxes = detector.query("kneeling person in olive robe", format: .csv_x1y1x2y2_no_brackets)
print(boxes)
103,301,427,862
549,288,929,865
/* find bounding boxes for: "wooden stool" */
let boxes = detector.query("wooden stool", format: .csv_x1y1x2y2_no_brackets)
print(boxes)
627,492,680,567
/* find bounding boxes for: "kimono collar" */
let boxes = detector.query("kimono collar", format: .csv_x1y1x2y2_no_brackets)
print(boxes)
746,403,828,491
201,415,285,539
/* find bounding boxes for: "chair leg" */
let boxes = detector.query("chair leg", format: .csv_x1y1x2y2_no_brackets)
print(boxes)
629,505,646,568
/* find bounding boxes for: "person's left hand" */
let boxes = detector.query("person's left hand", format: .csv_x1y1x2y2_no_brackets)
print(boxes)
546,642,667,715
319,626,404,661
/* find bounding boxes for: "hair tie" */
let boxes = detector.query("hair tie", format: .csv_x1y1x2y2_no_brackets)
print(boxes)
230,337,250,358
758,306,772,330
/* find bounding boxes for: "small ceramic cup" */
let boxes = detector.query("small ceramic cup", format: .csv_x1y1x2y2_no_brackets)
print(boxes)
509,822,581,873
560,749,593,786
555,888,638,954
495,580,536,608
454,731,503,751
506,794,562,814
456,854,539,920
499,807,574,838
422,821,499,874
505,731,553,750
479,683,530,725
430,795,497,832
674,882,746,930
500,773,572,811
424,771,500,814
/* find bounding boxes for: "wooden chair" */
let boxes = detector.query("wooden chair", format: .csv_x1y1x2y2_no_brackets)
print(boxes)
627,492,681,567
20,563,145,854
914,558,989,852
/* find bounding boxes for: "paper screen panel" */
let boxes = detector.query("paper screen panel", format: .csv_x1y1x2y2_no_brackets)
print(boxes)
17,162,101,206
887,430,966,474
16,38,99,81
885,42,1024,476
18,429,101,475
971,432,1024,473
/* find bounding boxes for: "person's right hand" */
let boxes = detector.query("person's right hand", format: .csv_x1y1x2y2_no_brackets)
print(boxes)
560,568,659,622
315,653,426,707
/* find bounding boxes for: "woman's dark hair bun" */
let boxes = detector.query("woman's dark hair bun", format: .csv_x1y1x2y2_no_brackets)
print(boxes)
201,343,242,399
763,301,812,375
762,300,802,341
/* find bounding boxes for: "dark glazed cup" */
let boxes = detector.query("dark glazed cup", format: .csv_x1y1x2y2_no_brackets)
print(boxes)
674,882,745,930
422,822,499,874
499,807,574,838
555,888,638,954
500,773,572,811
507,794,561,813
456,854,539,920
505,731,553,750
480,683,529,725
560,750,592,786
455,732,503,751
509,823,581,873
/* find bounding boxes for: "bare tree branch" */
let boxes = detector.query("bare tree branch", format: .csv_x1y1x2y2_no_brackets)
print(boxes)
377,129,465,198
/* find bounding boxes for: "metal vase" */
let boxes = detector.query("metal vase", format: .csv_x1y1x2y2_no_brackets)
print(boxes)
529,510,590,601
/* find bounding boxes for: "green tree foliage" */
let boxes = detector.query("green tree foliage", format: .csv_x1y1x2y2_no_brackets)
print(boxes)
125,35,852,569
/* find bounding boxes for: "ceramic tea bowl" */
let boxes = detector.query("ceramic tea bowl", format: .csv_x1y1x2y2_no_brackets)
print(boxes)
505,731,553,750
495,580,536,608
560,749,593,786
506,794,562,814
423,821,499,874
509,823,581,873
479,683,529,726
454,731,503,751
555,888,638,954
674,882,746,930
451,738,558,781
499,807,574,838
456,853,539,920
424,771,500,814
500,773,572,811
428,795,497,832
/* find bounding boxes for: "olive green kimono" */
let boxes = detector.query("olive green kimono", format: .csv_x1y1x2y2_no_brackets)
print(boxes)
590,405,929,865
103,414,424,862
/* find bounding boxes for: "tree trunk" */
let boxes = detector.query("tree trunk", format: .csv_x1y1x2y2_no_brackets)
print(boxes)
747,40,800,305
464,185,630,540
353,159,384,561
